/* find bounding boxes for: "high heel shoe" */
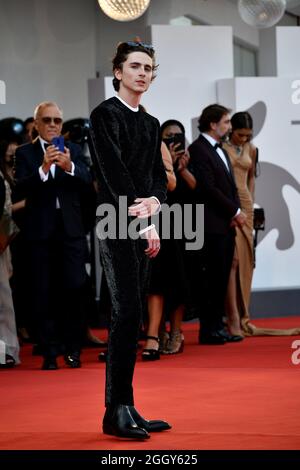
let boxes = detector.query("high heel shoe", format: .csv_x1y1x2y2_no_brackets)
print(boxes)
129,406,171,432
102,405,150,439
158,330,169,353
163,329,184,354
142,336,160,361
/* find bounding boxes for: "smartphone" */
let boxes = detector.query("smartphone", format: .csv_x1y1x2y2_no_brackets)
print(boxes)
163,133,185,153
52,136,65,152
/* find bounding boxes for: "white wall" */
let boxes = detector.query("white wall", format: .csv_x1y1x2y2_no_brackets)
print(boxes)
148,24,233,142
0,0,96,120
276,27,300,76
258,15,297,77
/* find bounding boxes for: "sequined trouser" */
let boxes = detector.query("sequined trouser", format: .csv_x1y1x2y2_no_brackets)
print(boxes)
99,237,149,407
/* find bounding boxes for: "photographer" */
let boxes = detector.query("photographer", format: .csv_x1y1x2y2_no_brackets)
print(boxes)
161,119,196,193
144,120,196,358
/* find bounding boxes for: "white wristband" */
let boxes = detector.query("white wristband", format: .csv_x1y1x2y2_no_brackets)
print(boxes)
139,223,155,235
150,196,161,214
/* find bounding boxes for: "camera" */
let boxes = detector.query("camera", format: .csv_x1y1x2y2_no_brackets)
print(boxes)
163,133,185,153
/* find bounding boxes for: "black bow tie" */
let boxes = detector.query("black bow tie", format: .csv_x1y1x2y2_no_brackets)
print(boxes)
214,142,223,149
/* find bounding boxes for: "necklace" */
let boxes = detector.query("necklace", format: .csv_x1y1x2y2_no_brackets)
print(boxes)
227,140,243,156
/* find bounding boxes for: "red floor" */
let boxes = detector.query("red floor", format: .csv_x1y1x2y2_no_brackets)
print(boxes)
1,317,300,450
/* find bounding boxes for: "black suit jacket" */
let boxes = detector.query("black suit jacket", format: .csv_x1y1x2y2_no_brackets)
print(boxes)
188,134,240,234
14,138,92,241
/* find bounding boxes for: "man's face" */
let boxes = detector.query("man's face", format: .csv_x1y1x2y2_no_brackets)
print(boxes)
115,51,153,95
212,113,232,140
34,105,63,142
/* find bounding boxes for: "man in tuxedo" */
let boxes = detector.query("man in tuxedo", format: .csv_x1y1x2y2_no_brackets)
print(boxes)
189,104,246,344
14,101,92,369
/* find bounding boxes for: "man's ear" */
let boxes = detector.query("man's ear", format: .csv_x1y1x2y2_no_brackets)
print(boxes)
114,68,122,81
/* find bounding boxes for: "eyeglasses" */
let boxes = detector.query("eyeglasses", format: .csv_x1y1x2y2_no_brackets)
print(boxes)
125,41,154,51
40,117,63,125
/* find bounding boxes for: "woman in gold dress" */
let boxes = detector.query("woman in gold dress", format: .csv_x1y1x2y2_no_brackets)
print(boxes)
224,112,300,337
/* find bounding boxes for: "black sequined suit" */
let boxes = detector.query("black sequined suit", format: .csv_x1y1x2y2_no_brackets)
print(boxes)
90,97,167,406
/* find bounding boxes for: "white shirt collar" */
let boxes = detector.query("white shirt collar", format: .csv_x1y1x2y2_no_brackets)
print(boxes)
202,133,229,172
202,133,219,148
115,94,139,112
38,136,50,152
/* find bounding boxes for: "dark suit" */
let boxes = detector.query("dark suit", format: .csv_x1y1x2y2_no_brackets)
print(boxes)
14,138,92,358
188,134,240,336
90,97,167,407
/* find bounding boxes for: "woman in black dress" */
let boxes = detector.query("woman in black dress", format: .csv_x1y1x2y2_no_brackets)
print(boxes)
143,120,196,359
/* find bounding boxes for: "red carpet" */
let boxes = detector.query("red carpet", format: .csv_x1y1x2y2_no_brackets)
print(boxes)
1,317,300,450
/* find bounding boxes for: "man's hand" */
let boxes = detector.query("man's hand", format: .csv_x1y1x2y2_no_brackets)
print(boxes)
41,144,58,174
128,197,160,218
231,210,247,228
54,146,72,172
141,226,160,258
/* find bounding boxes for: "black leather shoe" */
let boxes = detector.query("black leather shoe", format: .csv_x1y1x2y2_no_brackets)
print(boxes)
64,352,81,368
129,406,171,432
217,329,244,342
98,351,107,362
199,332,226,345
103,405,150,439
41,358,58,370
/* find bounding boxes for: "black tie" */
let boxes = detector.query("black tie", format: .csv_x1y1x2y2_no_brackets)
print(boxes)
214,142,223,149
